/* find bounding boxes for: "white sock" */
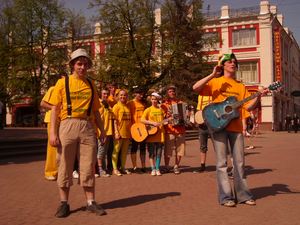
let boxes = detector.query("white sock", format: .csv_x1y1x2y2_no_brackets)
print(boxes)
87,200,95,205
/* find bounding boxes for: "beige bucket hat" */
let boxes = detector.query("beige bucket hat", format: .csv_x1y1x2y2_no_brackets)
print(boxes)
68,48,93,68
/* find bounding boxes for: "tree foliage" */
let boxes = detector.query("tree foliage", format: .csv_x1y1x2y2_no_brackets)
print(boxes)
91,0,215,103
0,0,67,125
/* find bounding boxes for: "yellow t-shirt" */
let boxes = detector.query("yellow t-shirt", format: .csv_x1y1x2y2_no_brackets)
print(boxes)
42,86,55,123
127,99,145,123
97,100,114,136
197,95,212,111
141,106,165,143
199,76,251,132
49,75,101,120
112,101,131,138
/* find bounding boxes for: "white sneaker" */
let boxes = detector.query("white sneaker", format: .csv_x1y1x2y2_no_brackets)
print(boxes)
72,170,79,179
156,170,162,176
151,170,156,176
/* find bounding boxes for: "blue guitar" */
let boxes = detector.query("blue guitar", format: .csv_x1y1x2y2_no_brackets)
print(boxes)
202,81,282,132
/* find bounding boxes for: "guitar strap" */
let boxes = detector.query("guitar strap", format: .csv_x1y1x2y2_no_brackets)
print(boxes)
65,76,94,118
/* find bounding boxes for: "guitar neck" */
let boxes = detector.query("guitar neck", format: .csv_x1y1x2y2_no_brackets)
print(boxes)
232,92,261,109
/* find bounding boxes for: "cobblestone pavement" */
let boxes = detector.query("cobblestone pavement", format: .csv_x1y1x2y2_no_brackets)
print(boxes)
0,131,300,225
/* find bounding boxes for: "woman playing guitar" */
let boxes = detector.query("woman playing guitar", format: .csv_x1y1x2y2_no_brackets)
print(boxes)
193,53,269,207
140,92,166,176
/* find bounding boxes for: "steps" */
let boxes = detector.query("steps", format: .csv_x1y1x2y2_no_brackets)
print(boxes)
0,139,47,158
0,129,199,158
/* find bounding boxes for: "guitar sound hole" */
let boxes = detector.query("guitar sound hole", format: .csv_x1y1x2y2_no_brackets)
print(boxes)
224,106,232,113
221,114,228,120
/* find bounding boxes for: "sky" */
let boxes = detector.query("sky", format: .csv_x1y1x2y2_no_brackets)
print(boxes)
62,0,300,44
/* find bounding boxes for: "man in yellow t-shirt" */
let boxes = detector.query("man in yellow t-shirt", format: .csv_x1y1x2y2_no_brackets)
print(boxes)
193,53,267,207
40,86,58,181
107,82,117,108
127,87,147,173
49,48,106,218
112,89,132,176
141,92,165,176
96,89,114,176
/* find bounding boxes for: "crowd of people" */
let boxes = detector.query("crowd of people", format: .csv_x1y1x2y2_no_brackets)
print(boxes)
41,49,269,218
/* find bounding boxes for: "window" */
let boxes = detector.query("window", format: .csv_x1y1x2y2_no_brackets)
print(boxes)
203,32,220,49
232,29,256,46
236,61,258,84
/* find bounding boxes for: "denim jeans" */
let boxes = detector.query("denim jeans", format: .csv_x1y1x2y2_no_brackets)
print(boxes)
211,130,253,204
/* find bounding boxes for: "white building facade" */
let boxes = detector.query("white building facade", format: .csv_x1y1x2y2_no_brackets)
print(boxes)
4,1,300,130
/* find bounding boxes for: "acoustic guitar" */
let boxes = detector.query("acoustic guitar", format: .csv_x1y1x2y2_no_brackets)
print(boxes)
202,81,282,133
131,119,168,142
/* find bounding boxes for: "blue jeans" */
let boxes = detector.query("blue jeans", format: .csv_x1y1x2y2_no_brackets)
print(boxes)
148,142,163,170
211,130,253,204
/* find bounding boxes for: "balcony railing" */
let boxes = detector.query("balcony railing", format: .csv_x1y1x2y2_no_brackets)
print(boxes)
203,10,221,21
229,6,260,18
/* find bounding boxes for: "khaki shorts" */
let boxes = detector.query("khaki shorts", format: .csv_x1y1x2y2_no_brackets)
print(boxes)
57,118,97,188
164,133,186,157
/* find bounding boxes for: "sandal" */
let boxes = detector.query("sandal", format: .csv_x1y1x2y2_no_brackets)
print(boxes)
243,199,256,206
113,170,122,176
222,200,236,207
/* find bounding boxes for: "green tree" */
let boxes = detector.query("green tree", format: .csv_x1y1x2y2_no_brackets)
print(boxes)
159,0,214,103
0,0,66,126
91,0,217,103
90,0,161,90
0,0,15,120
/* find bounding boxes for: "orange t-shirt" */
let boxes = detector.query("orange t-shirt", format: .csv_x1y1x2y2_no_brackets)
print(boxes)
127,99,146,123
161,98,186,134
107,95,117,108
199,76,251,132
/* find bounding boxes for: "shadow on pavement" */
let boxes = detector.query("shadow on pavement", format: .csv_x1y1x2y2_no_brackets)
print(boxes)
0,154,45,165
100,192,181,209
180,165,216,173
245,151,261,156
245,165,273,176
252,183,300,200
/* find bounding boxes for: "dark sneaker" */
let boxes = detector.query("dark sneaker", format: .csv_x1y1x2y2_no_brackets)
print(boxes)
162,166,171,174
193,164,206,173
86,201,107,216
55,202,70,218
193,167,205,173
140,168,147,173
120,169,131,175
